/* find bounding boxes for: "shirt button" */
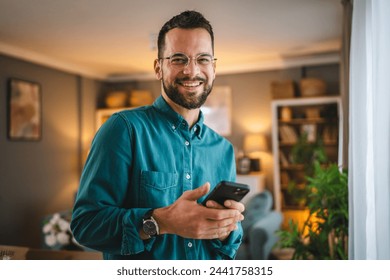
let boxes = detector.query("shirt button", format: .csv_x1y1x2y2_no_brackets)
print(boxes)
172,125,176,130
185,141,190,146
186,173,191,180
194,127,197,132
188,242,193,248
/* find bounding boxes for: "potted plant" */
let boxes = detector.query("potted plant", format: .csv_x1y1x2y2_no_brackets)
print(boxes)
42,210,82,251
277,162,348,259
285,133,328,207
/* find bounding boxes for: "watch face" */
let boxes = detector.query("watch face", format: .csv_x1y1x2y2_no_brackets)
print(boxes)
143,220,157,236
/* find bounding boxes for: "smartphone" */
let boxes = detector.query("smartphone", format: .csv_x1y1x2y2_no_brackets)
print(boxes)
201,181,250,206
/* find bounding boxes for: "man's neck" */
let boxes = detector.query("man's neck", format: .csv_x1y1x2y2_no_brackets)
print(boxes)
162,94,200,128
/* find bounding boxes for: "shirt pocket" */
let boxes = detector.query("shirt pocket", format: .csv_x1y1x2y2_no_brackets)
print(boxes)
140,170,180,208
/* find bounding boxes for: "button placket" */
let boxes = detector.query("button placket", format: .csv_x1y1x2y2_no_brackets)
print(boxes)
183,238,197,259
180,128,192,191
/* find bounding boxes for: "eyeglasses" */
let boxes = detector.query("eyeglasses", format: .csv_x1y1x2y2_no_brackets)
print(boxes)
159,53,217,69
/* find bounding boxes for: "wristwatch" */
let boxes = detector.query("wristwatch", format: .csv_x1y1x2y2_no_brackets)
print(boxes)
142,209,159,238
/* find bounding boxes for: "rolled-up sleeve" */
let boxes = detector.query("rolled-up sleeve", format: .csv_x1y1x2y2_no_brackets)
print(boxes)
208,222,243,259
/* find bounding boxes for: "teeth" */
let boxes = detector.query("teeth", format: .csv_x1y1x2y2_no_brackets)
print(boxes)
181,81,201,87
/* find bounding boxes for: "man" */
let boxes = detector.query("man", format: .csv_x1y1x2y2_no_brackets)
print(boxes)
71,10,244,260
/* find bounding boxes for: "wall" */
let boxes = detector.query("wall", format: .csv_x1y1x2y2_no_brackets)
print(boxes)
0,55,100,248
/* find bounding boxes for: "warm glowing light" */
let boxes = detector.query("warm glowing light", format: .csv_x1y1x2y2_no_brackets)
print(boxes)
244,133,268,156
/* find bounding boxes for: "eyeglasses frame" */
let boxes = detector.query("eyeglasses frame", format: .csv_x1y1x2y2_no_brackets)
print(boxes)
159,52,217,69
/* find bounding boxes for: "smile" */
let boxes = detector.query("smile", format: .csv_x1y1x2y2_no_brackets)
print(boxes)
179,81,202,87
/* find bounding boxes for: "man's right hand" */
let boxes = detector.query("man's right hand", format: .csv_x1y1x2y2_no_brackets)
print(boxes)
152,182,244,240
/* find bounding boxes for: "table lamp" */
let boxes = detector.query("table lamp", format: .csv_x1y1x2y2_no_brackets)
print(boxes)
243,133,268,172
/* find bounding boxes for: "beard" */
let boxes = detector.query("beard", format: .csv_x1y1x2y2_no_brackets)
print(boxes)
162,76,213,109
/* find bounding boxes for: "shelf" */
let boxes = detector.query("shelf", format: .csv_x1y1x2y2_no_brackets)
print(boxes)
282,205,307,211
281,183,306,190
280,165,305,171
279,141,338,147
278,118,332,125
271,95,343,213
281,163,334,171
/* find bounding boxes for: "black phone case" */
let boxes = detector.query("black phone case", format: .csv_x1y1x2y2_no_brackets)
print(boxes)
201,181,250,206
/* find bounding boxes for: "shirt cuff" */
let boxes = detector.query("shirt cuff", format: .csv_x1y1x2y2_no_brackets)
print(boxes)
209,239,237,259
121,208,156,255
208,227,242,259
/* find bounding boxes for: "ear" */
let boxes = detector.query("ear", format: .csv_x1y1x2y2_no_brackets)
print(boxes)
212,61,216,80
154,59,162,80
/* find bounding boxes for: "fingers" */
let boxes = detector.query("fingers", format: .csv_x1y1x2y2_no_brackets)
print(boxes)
211,216,241,229
200,204,244,240
204,200,245,213
182,182,210,201
224,200,245,213
205,200,224,209
200,208,244,239
203,206,243,222
199,220,239,240
163,182,243,240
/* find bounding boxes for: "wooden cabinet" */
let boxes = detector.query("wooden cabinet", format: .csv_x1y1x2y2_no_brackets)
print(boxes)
271,96,343,212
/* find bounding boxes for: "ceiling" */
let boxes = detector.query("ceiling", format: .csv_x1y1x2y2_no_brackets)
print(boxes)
0,0,343,81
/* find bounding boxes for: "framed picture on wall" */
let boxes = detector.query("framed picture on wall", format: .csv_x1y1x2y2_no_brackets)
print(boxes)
7,78,42,141
202,86,232,136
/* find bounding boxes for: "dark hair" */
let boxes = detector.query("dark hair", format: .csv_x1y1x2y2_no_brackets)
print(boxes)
157,10,214,58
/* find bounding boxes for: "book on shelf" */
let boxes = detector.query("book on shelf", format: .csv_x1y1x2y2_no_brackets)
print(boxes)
279,150,290,167
280,171,290,186
322,125,338,144
301,124,317,142
279,125,298,143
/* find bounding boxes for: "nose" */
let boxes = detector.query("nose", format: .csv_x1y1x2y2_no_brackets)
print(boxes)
182,58,200,76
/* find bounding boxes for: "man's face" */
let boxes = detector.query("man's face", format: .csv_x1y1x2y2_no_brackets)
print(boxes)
154,28,216,109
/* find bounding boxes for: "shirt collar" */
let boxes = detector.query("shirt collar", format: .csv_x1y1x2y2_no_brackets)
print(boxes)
195,111,204,139
153,95,204,138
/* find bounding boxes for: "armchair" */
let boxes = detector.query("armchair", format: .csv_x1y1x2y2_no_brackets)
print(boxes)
236,190,283,259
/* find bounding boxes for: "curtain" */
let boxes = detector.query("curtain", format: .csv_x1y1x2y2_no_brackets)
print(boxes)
349,0,390,259
340,0,352,169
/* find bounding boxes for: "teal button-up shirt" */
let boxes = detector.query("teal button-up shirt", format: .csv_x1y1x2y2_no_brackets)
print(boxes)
71,96,242,260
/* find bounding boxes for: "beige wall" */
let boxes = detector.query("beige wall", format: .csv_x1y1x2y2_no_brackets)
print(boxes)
0,55,100,248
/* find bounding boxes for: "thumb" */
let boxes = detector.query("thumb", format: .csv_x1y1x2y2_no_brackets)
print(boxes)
182,182,210,201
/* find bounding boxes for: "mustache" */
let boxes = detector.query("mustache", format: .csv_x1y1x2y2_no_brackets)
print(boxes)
175,77,206,83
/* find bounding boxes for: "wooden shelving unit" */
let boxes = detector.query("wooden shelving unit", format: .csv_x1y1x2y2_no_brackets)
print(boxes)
271,96,343,213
